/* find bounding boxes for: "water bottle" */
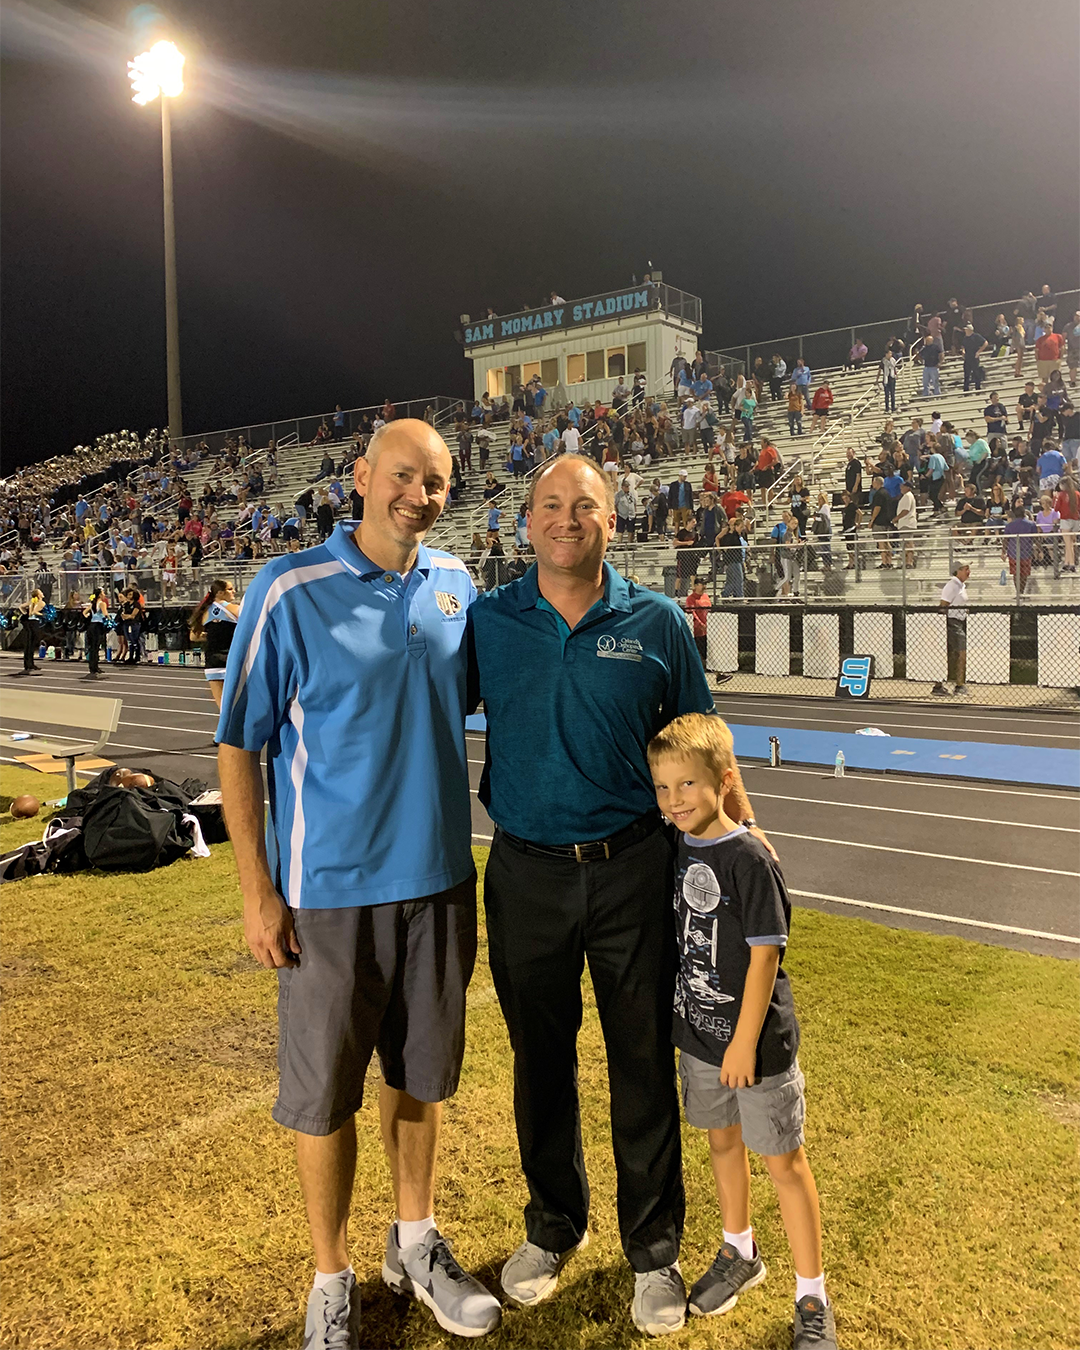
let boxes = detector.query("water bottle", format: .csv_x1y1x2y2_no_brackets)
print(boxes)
769,736,781,767
834,750,845,778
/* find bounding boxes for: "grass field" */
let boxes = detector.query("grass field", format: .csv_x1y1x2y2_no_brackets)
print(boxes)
1,763,1078,1350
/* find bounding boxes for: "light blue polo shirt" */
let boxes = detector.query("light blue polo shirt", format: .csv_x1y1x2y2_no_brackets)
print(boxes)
215,521,476,909
469,563,714,843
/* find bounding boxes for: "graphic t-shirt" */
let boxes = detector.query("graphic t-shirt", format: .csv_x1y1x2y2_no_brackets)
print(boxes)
673,827,800,1077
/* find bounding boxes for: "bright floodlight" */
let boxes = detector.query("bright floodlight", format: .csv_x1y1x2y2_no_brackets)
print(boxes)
128,40,185,105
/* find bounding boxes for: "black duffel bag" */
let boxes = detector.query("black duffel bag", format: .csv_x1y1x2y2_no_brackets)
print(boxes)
81,786,195,872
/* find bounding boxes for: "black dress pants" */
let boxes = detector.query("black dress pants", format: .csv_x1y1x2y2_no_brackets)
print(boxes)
483,822,684,1272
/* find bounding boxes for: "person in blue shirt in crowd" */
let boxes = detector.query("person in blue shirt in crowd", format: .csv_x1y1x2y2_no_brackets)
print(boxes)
791,360,813,408
467,454,774,1338
216,420,501,1348
533,380,547,415
692,373,714,401
488,503,503,533
542,424,560,459
567,403,581,428
882,465,905,500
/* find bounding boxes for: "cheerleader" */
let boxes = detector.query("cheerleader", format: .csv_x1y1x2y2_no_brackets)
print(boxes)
188,579,240,709
83,589,108,679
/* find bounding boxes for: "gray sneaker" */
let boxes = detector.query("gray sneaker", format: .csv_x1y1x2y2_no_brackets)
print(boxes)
500,1230,589,1306
953,684,969,695
382,1224,501,1338
301,1272,362,1350
688,1242,767,1316
632,1263,687,1336
794,1294,838,1349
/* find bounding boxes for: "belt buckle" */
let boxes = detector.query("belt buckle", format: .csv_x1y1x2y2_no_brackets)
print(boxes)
573,840,611,863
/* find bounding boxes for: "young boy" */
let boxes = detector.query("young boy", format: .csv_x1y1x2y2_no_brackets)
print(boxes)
648,713,837,1349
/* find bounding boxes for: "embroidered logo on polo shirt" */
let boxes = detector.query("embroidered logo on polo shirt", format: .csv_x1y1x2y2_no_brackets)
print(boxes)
435,591,463,617
596,634,642,662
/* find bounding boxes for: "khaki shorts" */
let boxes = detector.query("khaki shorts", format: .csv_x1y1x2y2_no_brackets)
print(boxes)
679,1052,805,1156
272,874,477,1135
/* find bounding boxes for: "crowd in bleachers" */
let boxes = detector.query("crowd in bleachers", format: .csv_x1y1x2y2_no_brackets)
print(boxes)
3,287,1077,605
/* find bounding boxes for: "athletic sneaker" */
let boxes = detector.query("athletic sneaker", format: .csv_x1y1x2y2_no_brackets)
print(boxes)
931,682,949,696
301,1271,362,1350
688,1242,767,1316
953,684,969,695
501,1230,588,1305
382,1224,501,1338
631,1263,687,1336
793,1293,838,1348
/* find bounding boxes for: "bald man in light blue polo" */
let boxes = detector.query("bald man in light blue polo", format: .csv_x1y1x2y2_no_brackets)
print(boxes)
217,420,500,1349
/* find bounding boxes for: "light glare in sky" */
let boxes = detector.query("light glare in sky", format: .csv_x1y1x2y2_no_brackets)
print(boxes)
128,39,184,105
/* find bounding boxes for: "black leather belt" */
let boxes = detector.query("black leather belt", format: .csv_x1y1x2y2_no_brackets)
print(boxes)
496,812,662,864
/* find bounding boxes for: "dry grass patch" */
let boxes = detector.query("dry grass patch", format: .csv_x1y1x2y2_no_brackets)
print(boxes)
1,765,1077,1349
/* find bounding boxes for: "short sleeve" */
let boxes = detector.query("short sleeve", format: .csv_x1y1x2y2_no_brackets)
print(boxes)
733,849,790,947
661,603,715,722
215,566,292,750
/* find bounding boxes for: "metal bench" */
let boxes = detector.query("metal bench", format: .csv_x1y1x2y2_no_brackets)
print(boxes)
1,689,123,792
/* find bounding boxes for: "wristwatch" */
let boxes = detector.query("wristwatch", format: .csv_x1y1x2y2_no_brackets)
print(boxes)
742,817,757,829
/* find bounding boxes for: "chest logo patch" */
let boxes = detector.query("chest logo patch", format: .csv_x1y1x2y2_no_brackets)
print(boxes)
682,862,722,913
435,591,463,617
596,633,643,662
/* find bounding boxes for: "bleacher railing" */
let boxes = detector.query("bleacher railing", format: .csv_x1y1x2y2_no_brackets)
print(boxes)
169,395,464,461
707,289,1079,384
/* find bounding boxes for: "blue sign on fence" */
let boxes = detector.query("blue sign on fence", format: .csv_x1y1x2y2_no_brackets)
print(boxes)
835,655,874,699
463,287,655,348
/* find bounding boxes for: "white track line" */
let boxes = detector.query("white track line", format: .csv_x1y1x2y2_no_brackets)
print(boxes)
769,831,1078,877
742,763,1079,802
716,696,1078,729
749,792,1079,832
790,888,1080,946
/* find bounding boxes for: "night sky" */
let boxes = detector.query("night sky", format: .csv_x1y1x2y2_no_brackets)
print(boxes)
2,0,1078,471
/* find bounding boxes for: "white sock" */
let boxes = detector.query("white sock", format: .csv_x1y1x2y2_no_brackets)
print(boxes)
313,1265,353,1291
795,1273,827,1305
397,1214,436,1248
723,1227,754,1261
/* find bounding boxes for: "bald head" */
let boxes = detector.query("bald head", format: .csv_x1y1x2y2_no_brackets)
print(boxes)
365,418,451,471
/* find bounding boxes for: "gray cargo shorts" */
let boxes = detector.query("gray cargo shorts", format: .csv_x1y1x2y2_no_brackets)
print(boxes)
271,873,477,1136
679,1051,806,1156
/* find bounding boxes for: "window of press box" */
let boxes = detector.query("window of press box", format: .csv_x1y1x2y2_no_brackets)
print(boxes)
566,353,586,383
506,365,521,391
606,346,626,378
541,358,559,386
627,342,647,374
485,368,507,397
586,349,605,380
522,360,541,384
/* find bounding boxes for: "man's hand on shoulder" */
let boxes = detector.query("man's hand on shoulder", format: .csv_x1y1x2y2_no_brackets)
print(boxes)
244,882,302,969
747,825,779,862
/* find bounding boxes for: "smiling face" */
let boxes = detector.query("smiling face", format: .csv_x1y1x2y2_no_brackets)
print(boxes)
353,421,451,557
651,751,735,837
527,457,615,580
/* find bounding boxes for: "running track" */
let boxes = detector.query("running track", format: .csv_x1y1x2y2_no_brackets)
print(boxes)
2,655,1077,959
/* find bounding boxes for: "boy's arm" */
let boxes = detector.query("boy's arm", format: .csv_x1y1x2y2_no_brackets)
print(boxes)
720,945,781,1088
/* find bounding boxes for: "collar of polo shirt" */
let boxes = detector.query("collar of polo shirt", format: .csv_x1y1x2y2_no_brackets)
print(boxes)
514,560,633,615
323,520,433,579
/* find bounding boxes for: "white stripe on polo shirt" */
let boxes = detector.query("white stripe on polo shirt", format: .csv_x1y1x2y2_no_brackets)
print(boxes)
288,692,309,906
232,559,346,710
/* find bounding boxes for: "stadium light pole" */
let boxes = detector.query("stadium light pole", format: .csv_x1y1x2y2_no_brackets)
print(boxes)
128,40,185,444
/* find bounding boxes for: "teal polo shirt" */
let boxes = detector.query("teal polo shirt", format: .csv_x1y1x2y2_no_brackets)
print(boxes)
468,562,714,843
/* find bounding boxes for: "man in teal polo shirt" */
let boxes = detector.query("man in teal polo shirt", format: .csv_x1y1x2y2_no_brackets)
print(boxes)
217,420,500,1348
467,455,767,1337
